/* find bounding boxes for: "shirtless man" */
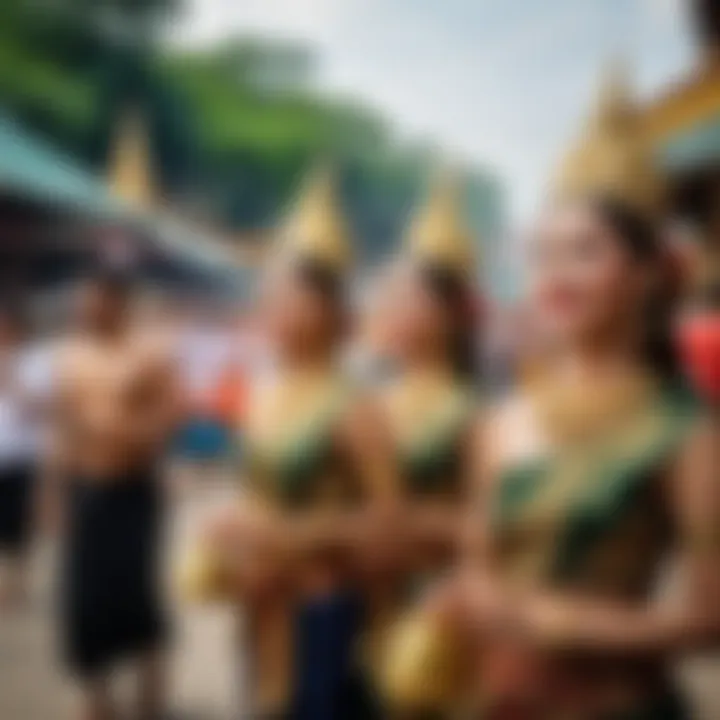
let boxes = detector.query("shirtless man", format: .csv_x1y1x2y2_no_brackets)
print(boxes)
50,268,180,720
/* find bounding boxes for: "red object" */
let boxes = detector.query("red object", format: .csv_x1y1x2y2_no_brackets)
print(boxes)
677,310,720,403
210,366,248,425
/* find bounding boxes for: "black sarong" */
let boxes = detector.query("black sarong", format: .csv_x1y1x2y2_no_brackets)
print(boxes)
60,468,167,678
291,590,381,720
0,462,35,552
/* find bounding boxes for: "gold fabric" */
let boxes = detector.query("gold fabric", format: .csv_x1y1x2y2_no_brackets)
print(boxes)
276,163,352,272
405,167,478,276
553,59,665,216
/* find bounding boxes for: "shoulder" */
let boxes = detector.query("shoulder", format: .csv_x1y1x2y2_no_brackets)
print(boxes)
474,391,538,471
18,341,57,391
54,335,86,373
484,391,535,442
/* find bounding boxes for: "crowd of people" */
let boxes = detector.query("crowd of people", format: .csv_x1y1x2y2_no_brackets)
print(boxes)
0,71,718,720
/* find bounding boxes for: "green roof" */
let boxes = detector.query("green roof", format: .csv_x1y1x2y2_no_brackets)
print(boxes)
660,113,720,173
0,112,242,285
0,112,123,217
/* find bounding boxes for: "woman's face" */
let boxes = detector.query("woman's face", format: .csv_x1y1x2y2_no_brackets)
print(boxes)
530,203,647,348
257,262,336,357
383,264,450,364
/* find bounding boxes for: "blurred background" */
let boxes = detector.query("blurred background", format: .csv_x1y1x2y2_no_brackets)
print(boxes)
1,1,719,303
1,1,719,718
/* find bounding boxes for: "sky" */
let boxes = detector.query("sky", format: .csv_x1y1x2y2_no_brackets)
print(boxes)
169,0,697,223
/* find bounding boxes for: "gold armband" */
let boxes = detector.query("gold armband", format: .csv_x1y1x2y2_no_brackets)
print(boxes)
177,543,233,603
379,610,464,711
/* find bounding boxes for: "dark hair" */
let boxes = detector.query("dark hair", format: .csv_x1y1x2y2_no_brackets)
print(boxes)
591,197,679,379
294,257,347,341
417,261,479,381
86,263,135,298
0,300,29,339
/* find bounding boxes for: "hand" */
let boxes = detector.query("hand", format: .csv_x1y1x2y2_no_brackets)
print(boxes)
352,504,407,576
203,504,289,600
426,574,550,705
447,570,514,636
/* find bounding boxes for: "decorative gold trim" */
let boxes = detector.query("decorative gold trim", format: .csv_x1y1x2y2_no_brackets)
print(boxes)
404,166,478,276
553,60,665,216
276,163,352,272
107,110,157,208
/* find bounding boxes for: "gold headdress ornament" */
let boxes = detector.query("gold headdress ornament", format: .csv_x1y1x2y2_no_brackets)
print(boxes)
108,109,157,208
277,163,352,272
405,167,478,276
553,59,665,216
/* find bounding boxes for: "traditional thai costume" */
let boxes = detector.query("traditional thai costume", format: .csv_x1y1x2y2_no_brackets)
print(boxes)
374,171,481,716
384,62,701,719
488,376,697,719
392,170,479,524
181,166,378,719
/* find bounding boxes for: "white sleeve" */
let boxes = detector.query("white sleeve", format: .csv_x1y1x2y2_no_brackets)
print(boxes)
19,344,55,401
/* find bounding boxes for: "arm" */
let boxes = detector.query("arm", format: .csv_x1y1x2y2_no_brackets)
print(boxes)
284,398,404,563
35,347,71,535
459,410,500,571
498,418,720,656
125,347,184,447
407,418,480,556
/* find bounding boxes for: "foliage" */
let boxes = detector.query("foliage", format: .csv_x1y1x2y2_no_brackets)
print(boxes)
0,1,500,260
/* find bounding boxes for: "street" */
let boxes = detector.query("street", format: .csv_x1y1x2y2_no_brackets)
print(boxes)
0,476,243,720
2,476,720,719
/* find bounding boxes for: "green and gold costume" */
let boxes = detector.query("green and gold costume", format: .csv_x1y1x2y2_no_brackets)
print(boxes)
375,169,481,715
384,64,700,719
490,381,696,720
392,166,479,501
244,378,360,510
397,385,475,500
493,383,696,596
182,165,381,719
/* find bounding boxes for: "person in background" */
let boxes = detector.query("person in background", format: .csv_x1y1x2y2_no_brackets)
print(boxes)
50,267,180,720
173,302,237,475
0,302,49,607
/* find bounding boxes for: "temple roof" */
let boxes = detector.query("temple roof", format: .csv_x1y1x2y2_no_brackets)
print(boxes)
660,112,720,172
641,2,720,149
641,64,720,145
0,112,242,288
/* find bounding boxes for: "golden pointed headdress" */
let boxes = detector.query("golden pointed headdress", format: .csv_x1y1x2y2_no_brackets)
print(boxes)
108,109,157,208
405,167,477,276
277,163,352,273
553,59,665,216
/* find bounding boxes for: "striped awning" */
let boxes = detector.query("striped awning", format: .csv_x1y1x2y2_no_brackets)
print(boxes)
0,111,245,290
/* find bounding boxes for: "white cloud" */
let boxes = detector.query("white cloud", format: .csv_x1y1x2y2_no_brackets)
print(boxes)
168,0,351,47
168,0,693,222
640,0,686,28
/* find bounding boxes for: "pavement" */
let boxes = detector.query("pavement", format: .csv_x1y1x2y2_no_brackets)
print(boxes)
1,475,720,719
1,475,243,720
